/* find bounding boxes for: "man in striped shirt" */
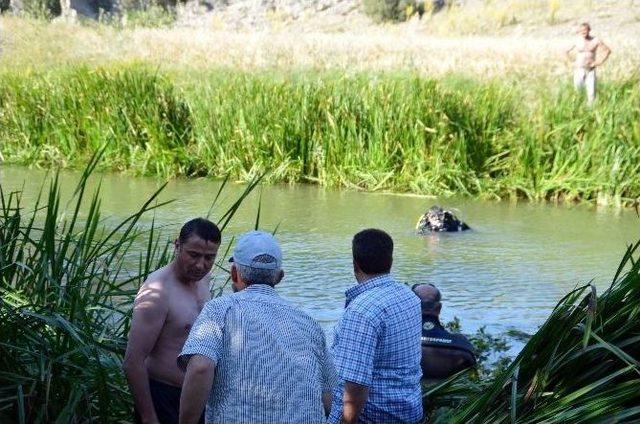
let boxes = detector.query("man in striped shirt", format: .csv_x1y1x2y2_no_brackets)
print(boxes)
329,229,423,424
177,230,336,423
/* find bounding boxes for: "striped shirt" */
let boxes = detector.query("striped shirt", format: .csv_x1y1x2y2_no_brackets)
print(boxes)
329,274,423,424
178,284,336,424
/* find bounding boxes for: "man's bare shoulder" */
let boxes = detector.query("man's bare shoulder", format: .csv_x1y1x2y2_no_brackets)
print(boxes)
134,265,174,307
197,275,212,301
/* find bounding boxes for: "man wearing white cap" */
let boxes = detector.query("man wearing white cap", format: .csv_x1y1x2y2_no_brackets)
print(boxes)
177,230,336,424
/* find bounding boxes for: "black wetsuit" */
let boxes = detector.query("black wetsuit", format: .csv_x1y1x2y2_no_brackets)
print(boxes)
420,315,476,380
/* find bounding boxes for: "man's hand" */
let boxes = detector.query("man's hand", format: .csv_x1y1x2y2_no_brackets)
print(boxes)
123,282,169,424
341,381,370,424
179,355,215,424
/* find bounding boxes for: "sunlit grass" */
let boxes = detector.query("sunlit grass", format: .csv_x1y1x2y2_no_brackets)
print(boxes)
2,13,639,81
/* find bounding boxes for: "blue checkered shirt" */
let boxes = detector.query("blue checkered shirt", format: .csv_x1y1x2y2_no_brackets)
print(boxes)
329,274,423,424
178,284,337,424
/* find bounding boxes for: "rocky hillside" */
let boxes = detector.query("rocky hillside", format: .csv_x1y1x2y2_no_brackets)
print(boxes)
5,0,639,40
176,0,361,30
8,0,362,25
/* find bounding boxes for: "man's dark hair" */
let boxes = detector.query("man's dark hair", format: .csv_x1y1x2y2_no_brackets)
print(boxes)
352,228,393,275
581,22,591,30
178,218,221,244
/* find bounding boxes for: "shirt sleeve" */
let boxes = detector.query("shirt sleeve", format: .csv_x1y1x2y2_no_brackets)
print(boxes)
177,299,230,371
332,309,379,387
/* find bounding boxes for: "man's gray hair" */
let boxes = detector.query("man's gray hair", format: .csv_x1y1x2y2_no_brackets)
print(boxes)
236,254,281,286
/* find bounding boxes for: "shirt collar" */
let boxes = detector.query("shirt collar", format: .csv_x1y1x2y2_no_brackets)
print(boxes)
345,273,393,307
244,284,279,297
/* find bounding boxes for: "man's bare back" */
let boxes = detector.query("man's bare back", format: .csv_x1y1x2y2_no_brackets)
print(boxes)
123,218,220,424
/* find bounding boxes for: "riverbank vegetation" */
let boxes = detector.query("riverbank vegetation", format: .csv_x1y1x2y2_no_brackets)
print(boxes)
425,237,640,423
2,162,638,422
0,154,260,421
1,65,638,205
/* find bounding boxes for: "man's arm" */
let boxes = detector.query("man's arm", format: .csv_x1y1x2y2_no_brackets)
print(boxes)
122,282,168,424
593,40,611,67
179,355,215,424
332,310,378,423
565,45,576,64
341,382,370,424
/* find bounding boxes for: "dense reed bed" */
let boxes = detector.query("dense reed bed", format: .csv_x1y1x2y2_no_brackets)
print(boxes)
1,66,639,205
426,237,640,423
0,155,259,422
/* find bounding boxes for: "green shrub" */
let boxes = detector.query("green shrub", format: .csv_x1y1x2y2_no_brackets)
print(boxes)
18,0,61,19
121,3,176,28
362,0,422,22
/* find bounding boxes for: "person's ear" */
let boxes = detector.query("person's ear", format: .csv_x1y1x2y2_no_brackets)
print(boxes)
353,259,361,275
436,302,442,315
231,264,239,283
231,264,245,292
174,239,180,254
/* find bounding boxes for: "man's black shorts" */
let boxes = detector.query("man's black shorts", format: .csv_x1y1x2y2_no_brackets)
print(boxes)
134,379,204,424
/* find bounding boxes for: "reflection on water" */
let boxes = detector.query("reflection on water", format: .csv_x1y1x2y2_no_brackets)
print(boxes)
2,165,639,341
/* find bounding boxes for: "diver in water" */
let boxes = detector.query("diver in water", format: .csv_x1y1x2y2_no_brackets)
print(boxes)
416,206,470,233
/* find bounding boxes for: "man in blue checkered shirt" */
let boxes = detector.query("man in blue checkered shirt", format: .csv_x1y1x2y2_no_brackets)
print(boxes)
329,229,423,424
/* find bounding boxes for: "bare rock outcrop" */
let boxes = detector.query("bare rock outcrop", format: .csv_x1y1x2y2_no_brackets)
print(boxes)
176,0,360,29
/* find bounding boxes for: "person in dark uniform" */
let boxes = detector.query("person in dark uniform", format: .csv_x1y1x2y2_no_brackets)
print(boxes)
411,284,476,381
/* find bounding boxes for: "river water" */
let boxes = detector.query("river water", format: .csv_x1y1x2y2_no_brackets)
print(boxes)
2,165,639,345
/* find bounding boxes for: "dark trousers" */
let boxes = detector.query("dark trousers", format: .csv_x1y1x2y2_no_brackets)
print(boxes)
134,379,204,424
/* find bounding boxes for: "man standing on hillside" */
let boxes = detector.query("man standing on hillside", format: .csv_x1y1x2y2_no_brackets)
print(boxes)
178,230,336,424
123,218,221,424
329,229,423,424
566,22,611,106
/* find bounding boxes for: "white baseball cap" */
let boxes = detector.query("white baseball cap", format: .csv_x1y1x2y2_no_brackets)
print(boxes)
229,231,283,270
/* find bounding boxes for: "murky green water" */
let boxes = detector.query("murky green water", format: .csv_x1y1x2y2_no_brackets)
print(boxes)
3,165,639,341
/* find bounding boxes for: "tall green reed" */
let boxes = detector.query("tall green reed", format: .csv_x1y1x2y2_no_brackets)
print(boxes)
425,237,640,423
0,66,638,205
0,66,194,175
0,152,260,422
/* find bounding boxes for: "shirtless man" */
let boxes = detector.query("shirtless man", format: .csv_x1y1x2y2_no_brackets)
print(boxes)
123,218,221,424
566,22,611,106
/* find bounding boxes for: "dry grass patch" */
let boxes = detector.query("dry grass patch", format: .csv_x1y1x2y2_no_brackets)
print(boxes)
1,15,639,82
